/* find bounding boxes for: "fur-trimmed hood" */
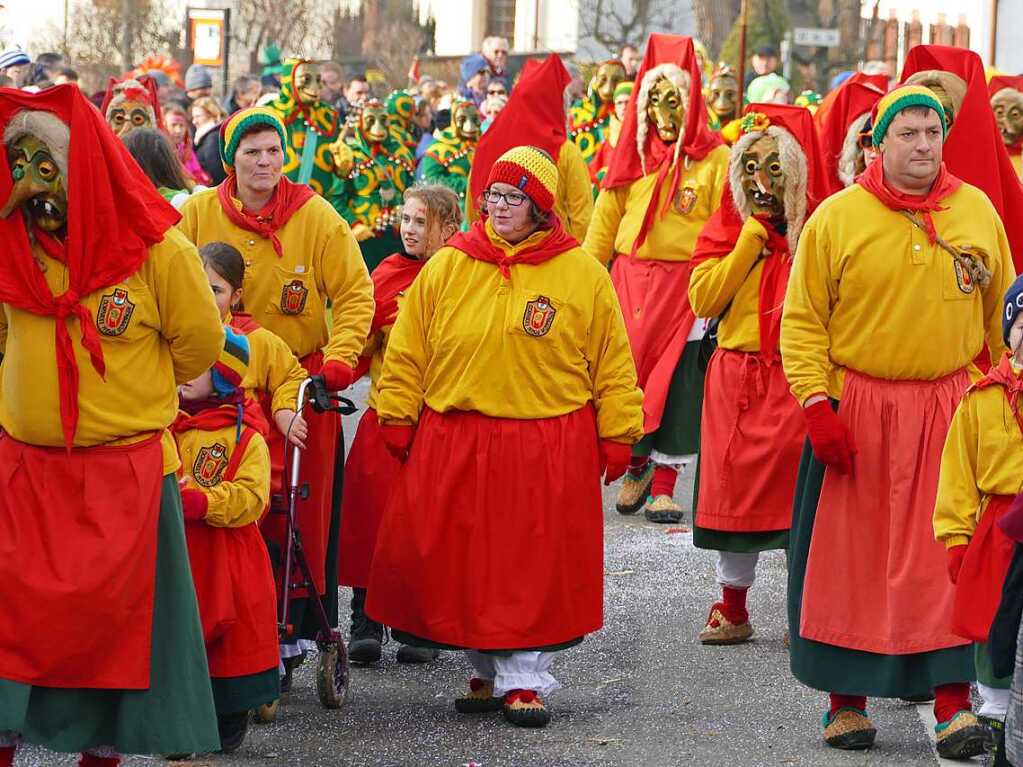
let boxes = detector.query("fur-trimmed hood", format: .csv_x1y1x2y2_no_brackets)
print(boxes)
634,62,691,175
837,112,870,187
2,109,70,179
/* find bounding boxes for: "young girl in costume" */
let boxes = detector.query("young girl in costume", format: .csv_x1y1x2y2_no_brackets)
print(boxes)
174,327,279,752
933,273,1023,764
200,242,312,689
340,184,462,666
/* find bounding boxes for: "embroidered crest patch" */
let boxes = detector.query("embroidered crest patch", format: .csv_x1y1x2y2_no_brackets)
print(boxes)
953,258,976,295
193,443,229,488
96,288,135,336
280,279,309,315
674,186,698,215
522,295,557,337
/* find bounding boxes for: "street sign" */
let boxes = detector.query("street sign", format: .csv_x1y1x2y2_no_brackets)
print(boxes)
792,27,841,47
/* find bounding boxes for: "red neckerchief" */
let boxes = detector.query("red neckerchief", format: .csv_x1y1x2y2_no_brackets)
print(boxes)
369,253,426,334
215,175,315,258
172,400,270,438
1007,137,1023,156
449,218,578,280
0,85,181,448
971,352,1023,435
855,157,962,244
227,311,261,335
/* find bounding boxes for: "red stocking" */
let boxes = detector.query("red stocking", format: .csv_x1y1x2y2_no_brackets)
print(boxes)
829,693,867,716
0,746,15,767
933,682,971,724
650,465,678,497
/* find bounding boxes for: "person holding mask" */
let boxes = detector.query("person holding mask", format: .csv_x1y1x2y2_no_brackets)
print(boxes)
366,146,643,728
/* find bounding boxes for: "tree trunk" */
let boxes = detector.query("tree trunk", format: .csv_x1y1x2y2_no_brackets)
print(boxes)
694,0,742,59
120,0,134,71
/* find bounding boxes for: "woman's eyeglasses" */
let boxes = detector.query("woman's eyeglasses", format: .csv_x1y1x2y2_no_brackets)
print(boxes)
483,189,527,207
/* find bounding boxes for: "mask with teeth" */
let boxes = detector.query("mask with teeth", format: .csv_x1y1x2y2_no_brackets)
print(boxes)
2,134,68,234
740,134,786,218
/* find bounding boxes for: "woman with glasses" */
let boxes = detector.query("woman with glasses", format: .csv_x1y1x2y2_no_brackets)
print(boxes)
364,146,643,729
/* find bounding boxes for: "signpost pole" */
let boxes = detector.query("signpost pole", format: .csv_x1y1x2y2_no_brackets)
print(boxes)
738,0,749,95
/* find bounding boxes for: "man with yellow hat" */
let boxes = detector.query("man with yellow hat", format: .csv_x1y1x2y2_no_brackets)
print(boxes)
782,84,1014,757
178,107,374,668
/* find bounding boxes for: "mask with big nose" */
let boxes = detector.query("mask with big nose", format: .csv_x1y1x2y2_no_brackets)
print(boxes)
740,133,786,219
2,134,68,235
360,101,390,144
992,89,1023,148
707,71,739,123
593,61,627,105
646,77,685,143
454,102,480,142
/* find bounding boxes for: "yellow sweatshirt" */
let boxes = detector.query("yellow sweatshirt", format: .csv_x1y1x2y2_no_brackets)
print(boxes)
781,183,1014,405
0,227,224,474
689,217,770,352
362,320,394,413
465,140,595,242
228,313,306,415
583,144,730,264
175,417,271,528
375,221,645,443
933,363,1023,547
178,189,374,366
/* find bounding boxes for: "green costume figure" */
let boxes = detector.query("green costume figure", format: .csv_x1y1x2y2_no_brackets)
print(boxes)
268,58,340,196
386,90,418,154
328,98,416,273
420,99,479,202
569,59,627,167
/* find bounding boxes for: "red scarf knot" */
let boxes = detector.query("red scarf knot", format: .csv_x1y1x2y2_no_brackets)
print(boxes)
855,157,962,245
449,218,579,279
215,174,315,259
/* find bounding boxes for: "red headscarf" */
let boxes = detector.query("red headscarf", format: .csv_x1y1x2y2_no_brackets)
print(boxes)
814,76,886,188
0,85,181,447
601,34,722,257
693,104,833,365
99,74,164,130
901,45,1023,272
469,54,571,207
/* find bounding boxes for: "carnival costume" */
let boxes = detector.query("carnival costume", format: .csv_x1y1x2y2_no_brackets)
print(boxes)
421,99,479,202
783,85,1014,758
584,33,729,524
386,89,419,154
366,146,643,728
690,104,836,645
328,98,416,273
813,72,886,188
0,84,224,761
100,75,162,138
569,59,627,172
989,76,1023,179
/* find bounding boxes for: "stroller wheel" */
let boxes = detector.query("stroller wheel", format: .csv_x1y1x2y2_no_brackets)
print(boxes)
317,641,350,710
254,699,279,724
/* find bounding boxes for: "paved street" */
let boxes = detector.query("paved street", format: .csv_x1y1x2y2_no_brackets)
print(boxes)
21,380,962,766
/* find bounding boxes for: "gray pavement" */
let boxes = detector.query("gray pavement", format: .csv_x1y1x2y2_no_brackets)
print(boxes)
20,380,953,766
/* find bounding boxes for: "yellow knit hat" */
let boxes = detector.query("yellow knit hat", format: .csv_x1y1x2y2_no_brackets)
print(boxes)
872,85,947,147
486,145,559,212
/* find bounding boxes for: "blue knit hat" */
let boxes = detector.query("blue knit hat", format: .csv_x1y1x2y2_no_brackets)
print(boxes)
1003,274,1023,348
211,326,250,397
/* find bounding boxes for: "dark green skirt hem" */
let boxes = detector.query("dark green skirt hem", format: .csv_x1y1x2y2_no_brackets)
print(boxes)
0,476,220,755
976,642,1011,689
788,439,975,697
633,340,705,458
693,525,789,552
391,628,583,654
211,668,280,714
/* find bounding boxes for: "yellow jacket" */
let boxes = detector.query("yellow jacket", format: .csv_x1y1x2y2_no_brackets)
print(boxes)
178,189,374,366
362,321,397,412
175,416,271,528
0,227,223,474
583,144,730,264
375,221,644,443
465,139,594,242
934,362,1023,547
689,217,770,352
228,313,306,415
781,183,1014,405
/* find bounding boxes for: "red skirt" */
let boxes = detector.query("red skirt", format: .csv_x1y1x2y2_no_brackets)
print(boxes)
951,494,1015,642
259,351,339,597
800,369,971,655
0,433,163,688
365,406,603,649
339,408,401,588
610,255,697,435
185,521,280,678
695,348,803,532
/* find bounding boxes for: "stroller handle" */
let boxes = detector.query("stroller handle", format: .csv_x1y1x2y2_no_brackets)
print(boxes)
289,376,357,489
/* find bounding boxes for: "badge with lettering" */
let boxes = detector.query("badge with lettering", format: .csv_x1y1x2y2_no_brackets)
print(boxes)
96,287,135,336
522,295,557,337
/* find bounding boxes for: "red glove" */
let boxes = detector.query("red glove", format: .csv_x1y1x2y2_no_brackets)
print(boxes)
803,400,857,475
320,361,356,391
380,424,415,463
180,489,209,521
946,544,968,584
600,439,632,485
